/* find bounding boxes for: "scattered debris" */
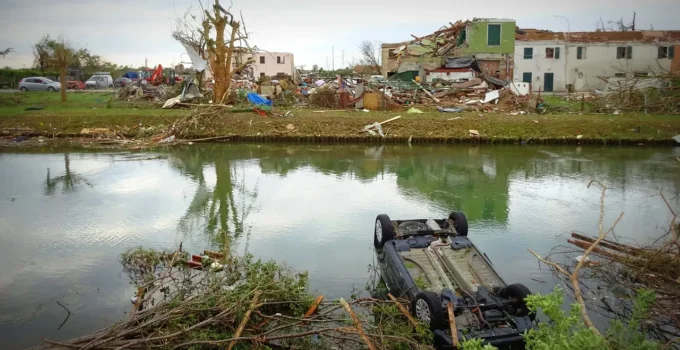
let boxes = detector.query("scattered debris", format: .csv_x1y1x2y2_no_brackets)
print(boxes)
285,124,296,131
407,107,423,114
80,128,110,135
438,106,462,113
469,129,479,137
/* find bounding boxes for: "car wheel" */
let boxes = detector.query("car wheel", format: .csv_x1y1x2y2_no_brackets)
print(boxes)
448,211,468,236
374,214,395,250
499,283,533,319
47,86,55,91
20,87,28,92
108,84,113,88
411,291,445,330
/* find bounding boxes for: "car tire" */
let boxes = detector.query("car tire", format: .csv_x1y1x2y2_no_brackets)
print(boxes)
499,283,533,319
108,84,113,88
411,291,445,330
448,211,468,236
20,87,28,92
374,214,395,250
47,87,55,91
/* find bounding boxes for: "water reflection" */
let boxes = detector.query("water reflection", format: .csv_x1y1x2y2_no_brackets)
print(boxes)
169,146,258,247
44,153,93,195
1,144,678,349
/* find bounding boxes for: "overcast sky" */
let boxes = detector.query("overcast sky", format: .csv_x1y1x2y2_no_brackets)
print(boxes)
1,0,678,71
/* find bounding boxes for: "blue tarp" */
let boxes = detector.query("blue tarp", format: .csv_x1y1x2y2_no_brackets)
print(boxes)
247,93,272,107
122,71,140,79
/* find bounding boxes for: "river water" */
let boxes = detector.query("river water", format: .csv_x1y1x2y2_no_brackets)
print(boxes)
0,144,678,348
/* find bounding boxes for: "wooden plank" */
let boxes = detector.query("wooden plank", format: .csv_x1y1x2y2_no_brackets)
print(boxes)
412,80,441,103
304,295,325,318
447,302,459,347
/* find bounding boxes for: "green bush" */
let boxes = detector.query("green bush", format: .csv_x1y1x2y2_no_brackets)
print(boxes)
461,287,660,350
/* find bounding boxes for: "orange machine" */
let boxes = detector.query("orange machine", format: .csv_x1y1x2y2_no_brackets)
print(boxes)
142,64,164,86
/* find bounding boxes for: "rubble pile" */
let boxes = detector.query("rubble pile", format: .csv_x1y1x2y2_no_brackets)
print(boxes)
391,20,468,64
117,83,170,103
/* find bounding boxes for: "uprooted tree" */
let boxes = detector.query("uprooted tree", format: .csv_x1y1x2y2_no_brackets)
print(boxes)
173,0,255,102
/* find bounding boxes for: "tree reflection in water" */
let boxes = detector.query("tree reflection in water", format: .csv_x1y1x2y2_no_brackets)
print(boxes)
45,153,92,195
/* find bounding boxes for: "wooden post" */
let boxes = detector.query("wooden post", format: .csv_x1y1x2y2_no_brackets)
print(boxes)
581,93,585,112
447,302,459,347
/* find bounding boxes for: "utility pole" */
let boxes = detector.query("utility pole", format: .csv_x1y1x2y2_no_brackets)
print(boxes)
144,57,148,69
332,46,335,71
342,50,345,68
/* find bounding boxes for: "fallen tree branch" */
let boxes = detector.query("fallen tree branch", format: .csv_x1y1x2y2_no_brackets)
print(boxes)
55,301,71,330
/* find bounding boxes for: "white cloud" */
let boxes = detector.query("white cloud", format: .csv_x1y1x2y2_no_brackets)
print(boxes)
1,0,677,69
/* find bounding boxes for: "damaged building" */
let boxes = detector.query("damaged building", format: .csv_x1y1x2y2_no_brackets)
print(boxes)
514,30,680,93
381,18,515,82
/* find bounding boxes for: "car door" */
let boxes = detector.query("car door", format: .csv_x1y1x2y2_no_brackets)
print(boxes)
25,78,38,90
35,78,48,91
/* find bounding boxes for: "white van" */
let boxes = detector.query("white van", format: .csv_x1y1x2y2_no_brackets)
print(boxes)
85,73,114,89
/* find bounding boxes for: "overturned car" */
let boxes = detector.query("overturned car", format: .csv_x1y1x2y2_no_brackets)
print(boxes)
374,212,535,349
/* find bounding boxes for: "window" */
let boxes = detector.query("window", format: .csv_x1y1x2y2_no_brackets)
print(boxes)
616,46,632,59
555,47,560,59
260,56,265,64
658,46,675,59
522,72,532,83
546,47,555,59
487,24,501,46
277,72,285,76
633,72,648,77
614,72,627,77
259,72,265,77
577,47,586,59
388,49,397,58
523,47,533,59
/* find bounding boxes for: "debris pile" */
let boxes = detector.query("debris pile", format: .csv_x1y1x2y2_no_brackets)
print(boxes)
390,20,468,63
117,82,170,103
35,247,434,350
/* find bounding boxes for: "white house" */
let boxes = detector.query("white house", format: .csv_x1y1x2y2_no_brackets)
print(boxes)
204,51,295,81
247,52,295,78
513,30,680,93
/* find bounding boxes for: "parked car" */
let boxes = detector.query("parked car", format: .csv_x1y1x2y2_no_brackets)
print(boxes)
114,77,132,87
18,77,61,92
374,213,535,349
85,73,114,89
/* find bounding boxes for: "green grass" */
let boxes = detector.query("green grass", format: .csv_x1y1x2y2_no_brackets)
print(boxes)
1,92,679,143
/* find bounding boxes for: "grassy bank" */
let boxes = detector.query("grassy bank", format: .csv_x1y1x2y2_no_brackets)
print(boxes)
1,91,679,145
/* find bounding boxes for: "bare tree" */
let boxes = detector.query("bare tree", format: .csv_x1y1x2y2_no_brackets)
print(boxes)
0,48,12,58
358,41,382,74
173,3,209,84
53,38,77,102
606,11,637,31
174,0,254,101
33,35,52,71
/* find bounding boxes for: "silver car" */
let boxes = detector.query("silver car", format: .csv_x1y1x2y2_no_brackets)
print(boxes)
19,77,61,92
